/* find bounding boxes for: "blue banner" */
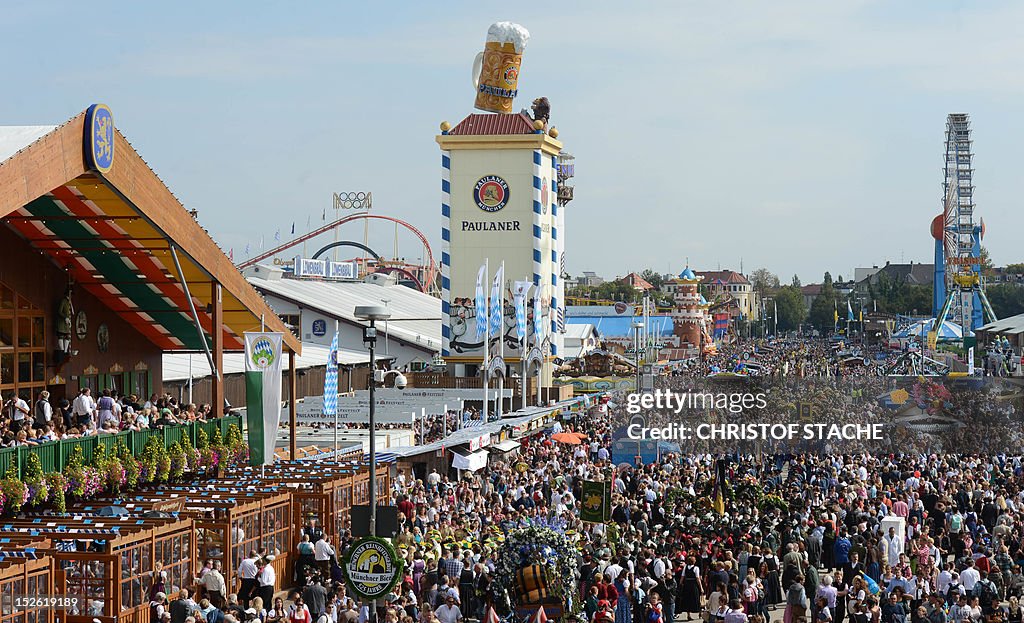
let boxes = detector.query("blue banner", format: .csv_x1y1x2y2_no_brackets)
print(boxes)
323,332,339,416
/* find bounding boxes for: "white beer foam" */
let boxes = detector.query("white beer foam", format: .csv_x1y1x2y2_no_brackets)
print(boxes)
486,21,530,53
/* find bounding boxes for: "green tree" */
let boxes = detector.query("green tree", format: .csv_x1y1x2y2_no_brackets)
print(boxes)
809,276,839,333
640,269,665,290
791,275,802,288
774,285,807,332
1004,263,1024,275
749,268,780,299
986,284,1024,319
980,246,994,274
873,272,932,315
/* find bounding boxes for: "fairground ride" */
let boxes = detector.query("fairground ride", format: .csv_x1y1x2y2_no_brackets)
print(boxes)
237,211,439,295
931,113,996,346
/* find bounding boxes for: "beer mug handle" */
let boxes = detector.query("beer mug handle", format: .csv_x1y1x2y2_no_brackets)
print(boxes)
472,52,484,90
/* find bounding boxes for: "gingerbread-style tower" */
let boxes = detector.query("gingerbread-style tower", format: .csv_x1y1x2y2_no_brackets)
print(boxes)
670,267,704,354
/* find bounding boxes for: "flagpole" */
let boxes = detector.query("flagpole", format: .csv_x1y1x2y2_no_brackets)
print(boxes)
497,261,505,420
522,279,529,411
334,321,340,462
482,259,489,424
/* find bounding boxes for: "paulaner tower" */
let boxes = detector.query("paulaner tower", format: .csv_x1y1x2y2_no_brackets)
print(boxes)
438,22,571,387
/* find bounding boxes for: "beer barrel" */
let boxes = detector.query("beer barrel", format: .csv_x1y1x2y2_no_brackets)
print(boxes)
520,588,549,604
516,564,549,594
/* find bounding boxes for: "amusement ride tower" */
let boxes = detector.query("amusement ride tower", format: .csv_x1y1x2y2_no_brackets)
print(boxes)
931,113,996,346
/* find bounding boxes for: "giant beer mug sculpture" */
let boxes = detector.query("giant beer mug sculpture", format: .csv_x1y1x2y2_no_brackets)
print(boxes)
473,22,530,114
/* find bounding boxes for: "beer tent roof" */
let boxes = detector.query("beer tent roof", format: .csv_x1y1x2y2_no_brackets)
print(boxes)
0,105,299,353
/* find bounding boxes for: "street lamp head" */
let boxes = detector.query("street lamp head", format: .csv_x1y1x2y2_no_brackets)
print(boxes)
354,305,391,322
631,322,645,329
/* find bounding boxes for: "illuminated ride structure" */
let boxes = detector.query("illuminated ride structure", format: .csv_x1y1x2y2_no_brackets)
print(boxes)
236,210,439,294
931,113,996,345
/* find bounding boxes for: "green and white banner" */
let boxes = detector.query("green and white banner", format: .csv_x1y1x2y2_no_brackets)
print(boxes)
244,332,283,466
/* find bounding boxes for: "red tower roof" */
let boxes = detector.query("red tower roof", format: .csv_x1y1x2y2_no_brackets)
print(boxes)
449,113,537,136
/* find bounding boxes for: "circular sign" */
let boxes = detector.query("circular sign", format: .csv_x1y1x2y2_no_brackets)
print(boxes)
75,311,88,341
474,175,510,213
503,65,519,86
342,536,404,600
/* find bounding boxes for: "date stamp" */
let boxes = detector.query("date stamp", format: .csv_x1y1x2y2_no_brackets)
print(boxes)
12,595,81,610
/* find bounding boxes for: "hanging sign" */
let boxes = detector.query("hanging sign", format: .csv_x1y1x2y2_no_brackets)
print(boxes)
342,536,404,600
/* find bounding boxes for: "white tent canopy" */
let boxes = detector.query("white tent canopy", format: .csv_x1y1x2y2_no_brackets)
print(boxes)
451,450,489,471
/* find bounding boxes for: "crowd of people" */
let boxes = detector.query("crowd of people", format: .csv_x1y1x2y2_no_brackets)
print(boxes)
0,387,222,447
105,335,1022,623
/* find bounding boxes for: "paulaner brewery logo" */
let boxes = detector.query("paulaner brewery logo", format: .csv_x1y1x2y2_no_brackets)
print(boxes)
474,175,510,212
503,65,518,86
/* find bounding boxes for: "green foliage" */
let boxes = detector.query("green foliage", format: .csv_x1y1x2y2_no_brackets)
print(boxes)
760,494,789,514
1004,263,1024,275
639,269,666,290
118,442,140,490
67,445,86,471
1,464,27,514
809,276,839,333
168,442,186,480
210,426,225,448
23,453,44,481
196,427,210,449
22,453,49,506
774,285,807,332
870,272,932,316
791,275,802,288
225,424,244,451
567,280,640,303
749,268,780,296
92,443,107,467
45,472,67,514
986,284,1024,319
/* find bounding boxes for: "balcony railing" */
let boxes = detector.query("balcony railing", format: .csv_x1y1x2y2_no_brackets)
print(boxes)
0,415,243,479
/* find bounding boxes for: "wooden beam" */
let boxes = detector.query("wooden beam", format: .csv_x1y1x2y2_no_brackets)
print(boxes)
211,281,224,417
0,108,301,355
102,128,302,354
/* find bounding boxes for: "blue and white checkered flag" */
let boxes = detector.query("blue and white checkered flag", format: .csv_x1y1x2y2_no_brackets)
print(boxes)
55,540,77,552
513,281,531,342
323,332,339,416
475,264,487,340
489,264,504,337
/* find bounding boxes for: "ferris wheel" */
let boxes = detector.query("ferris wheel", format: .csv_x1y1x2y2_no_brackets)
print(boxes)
931,113,996,343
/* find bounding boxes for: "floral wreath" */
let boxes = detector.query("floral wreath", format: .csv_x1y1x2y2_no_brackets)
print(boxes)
491,525,580,616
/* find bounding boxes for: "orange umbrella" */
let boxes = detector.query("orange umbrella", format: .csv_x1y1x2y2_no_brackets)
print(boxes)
569,431,588,440
551,432,583,444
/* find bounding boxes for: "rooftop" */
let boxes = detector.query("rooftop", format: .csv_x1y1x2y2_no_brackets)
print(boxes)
697,269,749,285
448,112,536,136
247,266,442,351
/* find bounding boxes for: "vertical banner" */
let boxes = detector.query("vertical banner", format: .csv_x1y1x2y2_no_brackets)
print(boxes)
513,281,532,343
475,263,488,340
580,480,609,523
490,264,504,337
244,332,283,466
533,290,544,345
323,332,339,416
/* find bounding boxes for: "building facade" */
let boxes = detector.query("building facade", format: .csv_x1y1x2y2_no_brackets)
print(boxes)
437,113,565,377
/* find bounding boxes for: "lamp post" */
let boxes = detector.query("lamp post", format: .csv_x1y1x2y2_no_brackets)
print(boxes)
354,304,391,623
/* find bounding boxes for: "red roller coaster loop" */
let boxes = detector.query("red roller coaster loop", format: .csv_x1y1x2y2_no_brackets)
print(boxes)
236,213,436,290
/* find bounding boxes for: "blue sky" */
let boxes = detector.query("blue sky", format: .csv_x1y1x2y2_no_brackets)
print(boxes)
3,0,1023,284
